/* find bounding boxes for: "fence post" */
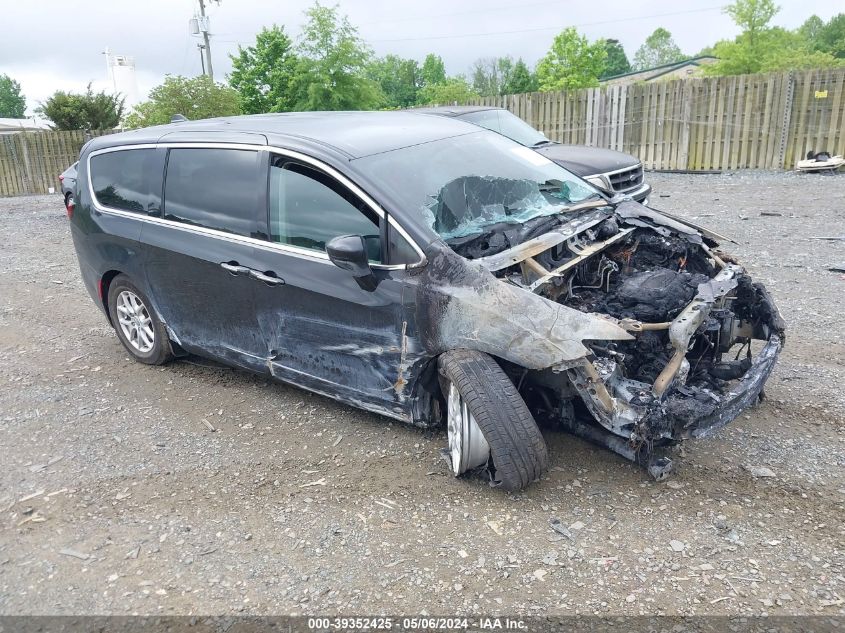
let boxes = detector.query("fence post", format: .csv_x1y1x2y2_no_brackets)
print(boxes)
17,133,34,195
777,71,795,169
679,81,693,169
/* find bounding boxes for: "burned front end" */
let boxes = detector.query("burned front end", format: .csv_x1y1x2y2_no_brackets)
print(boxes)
424,197,785,478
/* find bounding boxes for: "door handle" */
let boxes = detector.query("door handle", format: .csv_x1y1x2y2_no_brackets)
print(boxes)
249,270,285,286
220,261,251,276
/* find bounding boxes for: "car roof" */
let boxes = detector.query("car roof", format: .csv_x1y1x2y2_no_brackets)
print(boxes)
411,105,501,117
84,111,482,160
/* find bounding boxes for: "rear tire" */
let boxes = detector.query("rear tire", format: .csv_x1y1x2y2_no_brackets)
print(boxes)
439,349,548,491
107,274,173,365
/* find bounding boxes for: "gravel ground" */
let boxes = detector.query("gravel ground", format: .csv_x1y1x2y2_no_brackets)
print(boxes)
0,172,843,617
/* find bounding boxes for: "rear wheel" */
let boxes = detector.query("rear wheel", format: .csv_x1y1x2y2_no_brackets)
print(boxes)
439,349,548,491
107,275,173,365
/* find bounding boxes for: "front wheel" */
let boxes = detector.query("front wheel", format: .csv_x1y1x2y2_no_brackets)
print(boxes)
107,275,173,365
439,349,548,491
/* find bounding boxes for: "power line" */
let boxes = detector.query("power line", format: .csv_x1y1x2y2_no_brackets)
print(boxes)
358,0,600,26
367,6,723,43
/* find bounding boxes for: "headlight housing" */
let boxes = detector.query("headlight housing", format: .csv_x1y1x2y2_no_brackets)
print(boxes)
585,175,610,192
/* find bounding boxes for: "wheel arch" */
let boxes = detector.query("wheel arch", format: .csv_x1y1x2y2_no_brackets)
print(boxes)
412,348,527,429
99,269,124,324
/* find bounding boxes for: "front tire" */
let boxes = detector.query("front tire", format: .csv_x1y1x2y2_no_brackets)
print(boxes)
107,274,173,365
439,349,548,491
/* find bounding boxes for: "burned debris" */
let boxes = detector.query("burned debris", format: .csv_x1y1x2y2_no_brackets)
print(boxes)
425,190,785,479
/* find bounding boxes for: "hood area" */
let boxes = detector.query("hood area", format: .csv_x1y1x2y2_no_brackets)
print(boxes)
535,144,641,176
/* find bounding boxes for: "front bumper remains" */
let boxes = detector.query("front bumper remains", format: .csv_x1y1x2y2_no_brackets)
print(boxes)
559,264,784,479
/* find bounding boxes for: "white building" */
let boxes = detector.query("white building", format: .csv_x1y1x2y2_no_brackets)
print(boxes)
0,117,52,133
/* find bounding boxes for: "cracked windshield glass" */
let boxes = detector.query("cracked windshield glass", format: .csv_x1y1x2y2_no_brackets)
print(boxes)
355,131,601,239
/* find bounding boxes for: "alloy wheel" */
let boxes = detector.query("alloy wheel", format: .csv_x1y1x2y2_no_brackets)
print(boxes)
115,290,155,353
446,382,491,476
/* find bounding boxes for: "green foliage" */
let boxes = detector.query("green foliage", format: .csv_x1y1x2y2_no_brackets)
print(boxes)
124,75,240,129
417,77,478,105
707,2,844,76
367,55,420,108
470,56,518,96
293,3,381,111
536,28,607,91
600,39,632,78
726,0,779,45
502,59,538,94
801,13,845,58
0,74,27,118
420,54,447,87
798,15,825,43
228,25,299,114
37,84,124,131
706,0,777,75
633,27,686,70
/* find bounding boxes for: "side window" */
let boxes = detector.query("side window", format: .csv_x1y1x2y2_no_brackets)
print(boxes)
269,156,381,261
90,149,160,213
164,148,261,237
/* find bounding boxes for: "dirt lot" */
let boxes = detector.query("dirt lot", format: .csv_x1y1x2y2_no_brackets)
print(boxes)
0,172,843,617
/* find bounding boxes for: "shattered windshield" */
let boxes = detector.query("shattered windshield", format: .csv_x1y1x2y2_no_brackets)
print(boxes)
354,131,601,240
458,109,550,147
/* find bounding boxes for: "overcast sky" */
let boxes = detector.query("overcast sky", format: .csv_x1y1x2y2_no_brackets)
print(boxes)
2,0,838,115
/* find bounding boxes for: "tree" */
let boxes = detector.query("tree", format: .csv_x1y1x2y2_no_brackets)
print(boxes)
802,13,845,58
293,3,381,111
420,54,447,87
124,75,240,128
367,55,420,108
417,77,478,105
798,15,825,44
470,56,515,96
633,28,685,70
535,28,607,91
600,39,632,78
707,2,843,76
0,74,26,118
37,84,124,130
725,0,779,49
502,59,537,94
228,25,299,114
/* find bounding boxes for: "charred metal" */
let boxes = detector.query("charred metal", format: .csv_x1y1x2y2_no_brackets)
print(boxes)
413,199,785,478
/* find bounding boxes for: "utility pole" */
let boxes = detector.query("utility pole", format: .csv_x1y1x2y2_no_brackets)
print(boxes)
197,0,214,82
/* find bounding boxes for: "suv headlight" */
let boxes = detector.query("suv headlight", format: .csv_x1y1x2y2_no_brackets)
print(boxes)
585,175,610,192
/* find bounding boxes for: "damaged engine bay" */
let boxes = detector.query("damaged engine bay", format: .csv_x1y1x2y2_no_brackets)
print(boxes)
431,182,786,479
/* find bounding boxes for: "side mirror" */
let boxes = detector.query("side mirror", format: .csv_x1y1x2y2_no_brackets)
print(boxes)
326,235,377,291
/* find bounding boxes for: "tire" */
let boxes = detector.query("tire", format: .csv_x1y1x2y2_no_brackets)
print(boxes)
439,349,548,491
107,274,173,365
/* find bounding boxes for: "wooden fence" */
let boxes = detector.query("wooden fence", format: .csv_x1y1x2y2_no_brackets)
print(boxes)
0,129,112,197
469,68,845,171
2,68,843,197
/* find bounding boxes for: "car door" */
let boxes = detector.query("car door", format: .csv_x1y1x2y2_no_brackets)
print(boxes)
250,152,415,418
140,145,271,374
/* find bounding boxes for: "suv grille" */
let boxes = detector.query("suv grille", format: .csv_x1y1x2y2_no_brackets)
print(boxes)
607,165,644,193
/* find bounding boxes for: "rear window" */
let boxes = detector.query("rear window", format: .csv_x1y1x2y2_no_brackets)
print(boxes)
164,148,261,237
90,149,160,213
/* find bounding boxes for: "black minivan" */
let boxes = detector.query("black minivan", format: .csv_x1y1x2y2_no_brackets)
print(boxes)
70,112,784,490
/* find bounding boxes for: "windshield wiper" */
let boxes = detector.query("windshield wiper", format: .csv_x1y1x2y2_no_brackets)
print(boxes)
531,139,555,148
